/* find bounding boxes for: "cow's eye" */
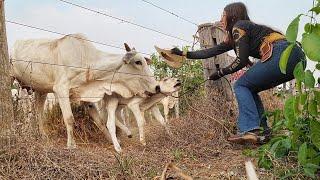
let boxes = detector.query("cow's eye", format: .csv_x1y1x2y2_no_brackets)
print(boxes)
135,61,142,65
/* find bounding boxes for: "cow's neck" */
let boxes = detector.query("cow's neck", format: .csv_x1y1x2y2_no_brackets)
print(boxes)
90,51,124,80
140,93,167,111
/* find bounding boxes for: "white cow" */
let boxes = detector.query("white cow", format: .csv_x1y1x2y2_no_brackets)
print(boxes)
111,77,180,146
89,78,181,152
160,91,179,122
11,80,33,115
75,77,181,152
12,34,159,149
44,93,57,111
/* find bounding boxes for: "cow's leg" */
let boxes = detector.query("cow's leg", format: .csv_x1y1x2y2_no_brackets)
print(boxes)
106,97,122,153
174,100,180,119
116,107,132,138
95,101,107,125
34,91,48,138
128,103,146,146
53,85,76,149
151,106,166,126
122,107,131,129
151,105,172,135
162,99,170,123
86,103,112,142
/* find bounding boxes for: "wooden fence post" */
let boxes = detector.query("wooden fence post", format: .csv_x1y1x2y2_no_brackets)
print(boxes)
0,0,14,144
198,22,233,100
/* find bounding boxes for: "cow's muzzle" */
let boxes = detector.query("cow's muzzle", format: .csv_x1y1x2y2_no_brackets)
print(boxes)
155,85,161,93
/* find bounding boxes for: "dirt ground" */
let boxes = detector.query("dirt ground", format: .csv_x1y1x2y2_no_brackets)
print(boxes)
0,90,281,179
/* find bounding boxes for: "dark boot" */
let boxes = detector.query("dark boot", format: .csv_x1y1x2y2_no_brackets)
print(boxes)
257,128,272,144
227,130,259,144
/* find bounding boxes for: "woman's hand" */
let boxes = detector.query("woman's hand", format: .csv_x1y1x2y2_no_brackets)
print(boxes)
208,69,224,80
171,47,184,56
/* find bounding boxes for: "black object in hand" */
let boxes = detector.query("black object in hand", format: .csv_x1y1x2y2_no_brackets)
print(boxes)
170,47,184,56
208,69,224,80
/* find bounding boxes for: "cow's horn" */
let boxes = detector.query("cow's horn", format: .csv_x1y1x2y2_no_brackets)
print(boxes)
124,43,131,52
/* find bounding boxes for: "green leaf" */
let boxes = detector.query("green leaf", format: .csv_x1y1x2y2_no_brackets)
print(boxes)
302,32,320,62
304,23,313,33
308,100,318,116
286,14,302,43
284,96,296,130
296,80,302,93
270,140,281,156
303,163,320,178
315,90,320,102
269,139,290,158
294,95,301,115
310,120,320,150
300,93,307,105
304,70,315,88
307,147,317,159
258,156,273,169
298,142,307,165
314,24,320,36
310,155,320,165
293,61,305,81
279,44,295,74
310,6,320,15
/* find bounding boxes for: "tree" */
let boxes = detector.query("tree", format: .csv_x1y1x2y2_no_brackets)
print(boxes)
0,0,14,142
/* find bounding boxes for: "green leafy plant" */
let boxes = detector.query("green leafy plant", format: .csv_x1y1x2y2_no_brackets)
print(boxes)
258,1,320,178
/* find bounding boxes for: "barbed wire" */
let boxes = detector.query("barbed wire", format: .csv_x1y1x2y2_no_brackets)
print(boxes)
56,0,193,44
11,58,157,78
139,0,198,26
6,20,153,56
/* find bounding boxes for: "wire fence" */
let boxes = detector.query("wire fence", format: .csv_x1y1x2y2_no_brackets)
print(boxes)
139,0,198,26
56,0,193,44
6,1,209,102
6,20,153,56
10,58,156,78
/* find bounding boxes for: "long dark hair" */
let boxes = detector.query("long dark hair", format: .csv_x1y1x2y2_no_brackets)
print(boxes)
224,2,250,42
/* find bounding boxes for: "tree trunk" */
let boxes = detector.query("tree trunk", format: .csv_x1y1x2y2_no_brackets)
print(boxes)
0,0,14,144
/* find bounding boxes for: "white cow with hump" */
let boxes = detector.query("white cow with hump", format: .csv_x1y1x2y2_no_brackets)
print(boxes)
11,34,160,149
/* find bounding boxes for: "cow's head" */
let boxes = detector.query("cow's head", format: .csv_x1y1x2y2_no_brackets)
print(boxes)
158,77,181,94
119,43,160,94
122,43,152,65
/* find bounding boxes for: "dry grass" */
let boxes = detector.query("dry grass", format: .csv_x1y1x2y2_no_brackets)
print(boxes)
0,89,283,179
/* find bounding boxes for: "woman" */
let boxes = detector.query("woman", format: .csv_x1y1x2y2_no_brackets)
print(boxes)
171,2,305,144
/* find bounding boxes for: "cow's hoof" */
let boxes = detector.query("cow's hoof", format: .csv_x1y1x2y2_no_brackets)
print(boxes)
140,140,146,146
128,135,133,138
67,140,77,149
67,144,77,149
115,147,122,153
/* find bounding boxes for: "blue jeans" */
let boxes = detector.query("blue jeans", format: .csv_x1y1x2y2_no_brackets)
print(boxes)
233,40,305,134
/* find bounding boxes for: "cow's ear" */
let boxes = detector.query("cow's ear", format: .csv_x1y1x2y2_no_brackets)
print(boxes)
145,57,152,65
124,43,131,52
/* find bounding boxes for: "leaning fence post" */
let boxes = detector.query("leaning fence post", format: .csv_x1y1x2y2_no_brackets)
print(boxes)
0,0,14,145
197,22,233,101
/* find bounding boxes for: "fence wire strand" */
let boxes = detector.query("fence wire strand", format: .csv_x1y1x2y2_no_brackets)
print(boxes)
6,20,152,56
56,0,193,43
140,0,198,26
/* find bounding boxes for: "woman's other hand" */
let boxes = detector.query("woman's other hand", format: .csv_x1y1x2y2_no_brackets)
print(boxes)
171,47,184,56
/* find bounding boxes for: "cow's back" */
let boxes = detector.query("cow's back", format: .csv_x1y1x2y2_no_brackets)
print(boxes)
11,34,100,92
